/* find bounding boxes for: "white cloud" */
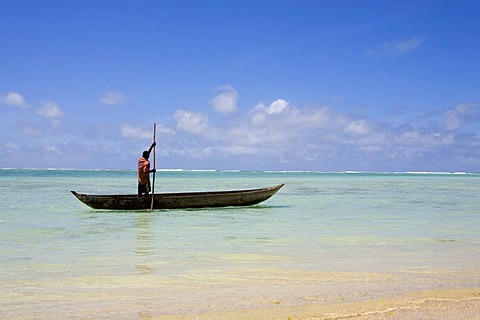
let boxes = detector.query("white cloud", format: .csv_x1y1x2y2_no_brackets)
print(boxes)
175,109,209,134
207,101,337,159
37,102,63,119
210,85,238,115
112,98,480,170
444,102,480,130
156,124,175,136
346,120,370,136
1,92,29,108
254,99,289,115
186,97,471,168
405,131,421,139
220,145,258,155
121,125,152,140
385,37,423,54
251,99,290,126
18,121,42,137
395,130,454,149
43,144,65,157
5,91,477,171
251,100,333,132
100,91,126,106
367,36,424,57
5,142,20,153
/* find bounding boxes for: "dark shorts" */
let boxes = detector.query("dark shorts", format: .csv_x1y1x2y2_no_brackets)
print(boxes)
138,183,150,195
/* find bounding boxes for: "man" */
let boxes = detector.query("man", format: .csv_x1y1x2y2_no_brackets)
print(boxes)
138,142,156,196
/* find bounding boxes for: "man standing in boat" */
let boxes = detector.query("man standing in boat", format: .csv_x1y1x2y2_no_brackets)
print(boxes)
138,142,156,196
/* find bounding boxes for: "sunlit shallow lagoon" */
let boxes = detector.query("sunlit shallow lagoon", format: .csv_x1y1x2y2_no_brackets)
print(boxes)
1,169,479,318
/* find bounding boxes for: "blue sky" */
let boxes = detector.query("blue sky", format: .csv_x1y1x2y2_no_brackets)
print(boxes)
1,0,479,171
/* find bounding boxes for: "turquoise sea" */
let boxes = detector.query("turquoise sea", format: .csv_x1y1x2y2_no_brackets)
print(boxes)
1,169,480,318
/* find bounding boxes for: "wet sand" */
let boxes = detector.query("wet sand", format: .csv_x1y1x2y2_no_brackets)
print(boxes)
154,288,480,320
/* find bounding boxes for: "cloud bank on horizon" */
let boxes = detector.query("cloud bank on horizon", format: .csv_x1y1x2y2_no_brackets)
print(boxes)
1,1,479,172
2,88,479,172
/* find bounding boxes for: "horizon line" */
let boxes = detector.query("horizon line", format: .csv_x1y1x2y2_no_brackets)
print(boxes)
0,167,478,175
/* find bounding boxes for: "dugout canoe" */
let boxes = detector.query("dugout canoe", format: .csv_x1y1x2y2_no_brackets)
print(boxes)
71,184,284,210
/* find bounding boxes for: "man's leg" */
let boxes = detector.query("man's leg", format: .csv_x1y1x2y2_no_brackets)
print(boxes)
138,183,148,195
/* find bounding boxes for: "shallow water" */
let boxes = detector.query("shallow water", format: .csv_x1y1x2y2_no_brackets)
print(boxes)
1,169,480,318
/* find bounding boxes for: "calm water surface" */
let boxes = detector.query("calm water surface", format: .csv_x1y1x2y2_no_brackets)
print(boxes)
1,169,479,318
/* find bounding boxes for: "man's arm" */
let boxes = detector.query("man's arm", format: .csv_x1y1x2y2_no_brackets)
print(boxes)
147,142,156,154
148,142,156,173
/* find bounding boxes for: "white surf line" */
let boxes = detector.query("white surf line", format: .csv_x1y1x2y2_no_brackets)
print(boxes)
321,296,480,320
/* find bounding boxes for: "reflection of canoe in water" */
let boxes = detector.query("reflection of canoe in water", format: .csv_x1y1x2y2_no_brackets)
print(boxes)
71,184,284,210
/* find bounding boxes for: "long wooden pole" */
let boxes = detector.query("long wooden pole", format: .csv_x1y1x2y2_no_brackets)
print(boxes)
150,123,156,210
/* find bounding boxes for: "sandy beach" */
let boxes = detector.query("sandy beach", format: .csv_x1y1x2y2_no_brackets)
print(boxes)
155,288,480,320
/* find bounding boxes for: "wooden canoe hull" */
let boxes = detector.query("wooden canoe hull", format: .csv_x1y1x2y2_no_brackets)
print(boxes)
71,184,284,210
